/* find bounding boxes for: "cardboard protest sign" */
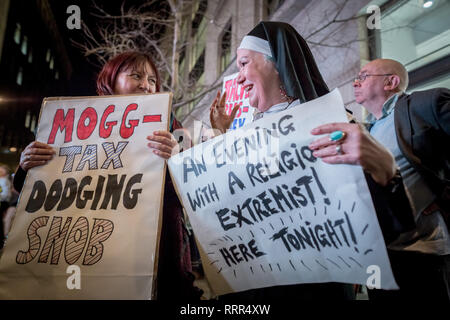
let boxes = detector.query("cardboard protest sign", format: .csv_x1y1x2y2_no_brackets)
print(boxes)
0,93,171,299
222,73,254,130
168,89,397,295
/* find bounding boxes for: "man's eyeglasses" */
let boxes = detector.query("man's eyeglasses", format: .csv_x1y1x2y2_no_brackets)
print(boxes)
354,73,393,82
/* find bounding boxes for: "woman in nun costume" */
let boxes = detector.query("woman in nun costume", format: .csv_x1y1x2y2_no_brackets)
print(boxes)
210,21,414,301
211,21,329,130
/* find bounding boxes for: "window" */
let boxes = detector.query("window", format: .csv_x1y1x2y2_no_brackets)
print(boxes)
28,49,33,63
46,49,51,62
16,67,23,85
265,0,286,18
50,57,54,70
25,111,31,128
191,0,207,32
14,23,21,44
55,71,59,80
409,73,450,92
30,115,36,133
189,49,205,83
21,36,28,55
219,21,232,74
380,0,450,71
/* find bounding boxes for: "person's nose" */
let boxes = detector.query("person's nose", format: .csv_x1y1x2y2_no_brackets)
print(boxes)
237,70,245,85
353,79,361,87
139,78,150,92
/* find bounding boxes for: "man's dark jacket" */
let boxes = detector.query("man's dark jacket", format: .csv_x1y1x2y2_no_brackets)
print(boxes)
394,87,450,216
360,88,449,244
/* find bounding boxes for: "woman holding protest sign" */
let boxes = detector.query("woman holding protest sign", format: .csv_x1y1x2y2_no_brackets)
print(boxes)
210,22,398,190
15,52,179,183
13,51,201,300
209,21,414,301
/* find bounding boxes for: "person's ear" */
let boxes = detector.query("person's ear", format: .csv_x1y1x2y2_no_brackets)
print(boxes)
384,75,400,91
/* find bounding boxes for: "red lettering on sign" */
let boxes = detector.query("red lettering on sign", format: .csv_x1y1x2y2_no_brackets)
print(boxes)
229,79,237,102
120,103,139,139
77,107,98,140
234,79,241,101
143,115,162,123
47,109,75,144
99,105,117,139
225,79,233,102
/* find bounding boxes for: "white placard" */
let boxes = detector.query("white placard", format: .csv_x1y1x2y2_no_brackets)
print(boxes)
169,89,397,295
0,93,171,299
222,73,254,129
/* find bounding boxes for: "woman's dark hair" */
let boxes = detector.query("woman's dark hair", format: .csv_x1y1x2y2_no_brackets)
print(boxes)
96,51,161,95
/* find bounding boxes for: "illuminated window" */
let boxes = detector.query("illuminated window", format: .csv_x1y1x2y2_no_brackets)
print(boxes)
46,49,51,62
16,67,23,85
380,0,450,71
55,71,59,80
28,49,33,63
21,36,28,55
25,111,31,128
50,57,54,70
14,23,21,44
30,115,36,133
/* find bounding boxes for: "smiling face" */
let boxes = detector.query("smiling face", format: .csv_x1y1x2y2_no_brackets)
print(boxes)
113,61,157,95
236,49,283,112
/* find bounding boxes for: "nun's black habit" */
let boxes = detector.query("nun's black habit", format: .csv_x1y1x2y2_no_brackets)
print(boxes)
244,21,329,103
220,22,355,301
220,21,413,302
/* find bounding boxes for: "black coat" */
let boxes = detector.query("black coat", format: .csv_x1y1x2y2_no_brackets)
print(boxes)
394,88,450,214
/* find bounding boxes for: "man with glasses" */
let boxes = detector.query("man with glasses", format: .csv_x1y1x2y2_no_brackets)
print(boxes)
311,58,449,300
354,58,450,300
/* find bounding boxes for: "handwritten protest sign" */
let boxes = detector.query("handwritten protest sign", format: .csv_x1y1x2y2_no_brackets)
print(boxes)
222,73,254,130
169,89,397,295
0,93,171,299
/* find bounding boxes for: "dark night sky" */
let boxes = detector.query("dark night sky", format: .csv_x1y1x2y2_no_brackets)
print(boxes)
0,1,165,168
48,0,153,96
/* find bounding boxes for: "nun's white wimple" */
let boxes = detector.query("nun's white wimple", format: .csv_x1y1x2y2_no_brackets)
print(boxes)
238,35,272,58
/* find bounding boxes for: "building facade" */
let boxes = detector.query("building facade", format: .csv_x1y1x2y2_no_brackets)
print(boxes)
179,0,449,143
0,0,72,170
173,0,294,120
